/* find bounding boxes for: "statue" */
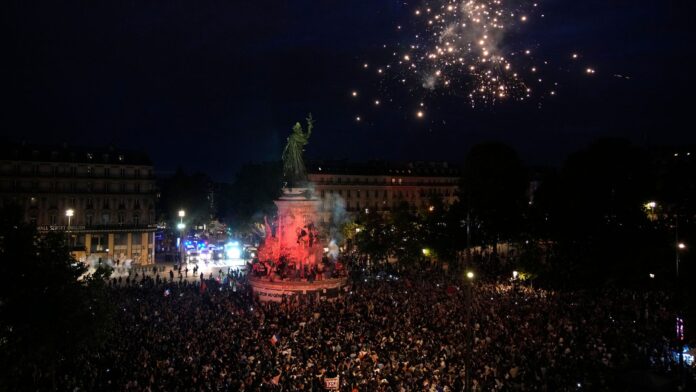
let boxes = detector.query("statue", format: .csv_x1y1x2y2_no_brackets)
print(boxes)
282,113,314,186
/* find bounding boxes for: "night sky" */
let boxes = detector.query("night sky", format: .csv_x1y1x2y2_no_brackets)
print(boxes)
2,1,694,180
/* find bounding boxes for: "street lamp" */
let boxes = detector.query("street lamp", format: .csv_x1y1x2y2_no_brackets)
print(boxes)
465,270,475,392
177,210,186,264
674,216,686,387
65,209,74,230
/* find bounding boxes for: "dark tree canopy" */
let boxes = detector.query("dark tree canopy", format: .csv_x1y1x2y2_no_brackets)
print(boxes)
0,206,113,389
221,162,282,231
462,142,528,244
157,168,215,226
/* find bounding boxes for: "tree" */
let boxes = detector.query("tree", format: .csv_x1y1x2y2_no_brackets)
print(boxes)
535,139,666,287
157,168,215,226
221,162,283,232
421,195,464,263
0,206,114,389
461,142,528,246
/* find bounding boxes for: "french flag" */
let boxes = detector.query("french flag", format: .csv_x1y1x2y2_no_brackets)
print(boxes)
270,334,279,345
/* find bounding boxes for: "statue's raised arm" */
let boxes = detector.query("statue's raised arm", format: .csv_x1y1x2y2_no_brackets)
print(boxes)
282,113,315,186
305,113,314,140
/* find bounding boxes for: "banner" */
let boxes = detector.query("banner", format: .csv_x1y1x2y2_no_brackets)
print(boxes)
324,376,339,390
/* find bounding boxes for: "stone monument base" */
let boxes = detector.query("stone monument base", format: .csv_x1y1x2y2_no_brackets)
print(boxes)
249,276,349,302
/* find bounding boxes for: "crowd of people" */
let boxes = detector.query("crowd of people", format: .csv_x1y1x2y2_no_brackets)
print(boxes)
58,262,693,391
251,257,347,282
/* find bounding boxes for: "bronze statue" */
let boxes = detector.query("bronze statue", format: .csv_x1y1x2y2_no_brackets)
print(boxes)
282,113,314,186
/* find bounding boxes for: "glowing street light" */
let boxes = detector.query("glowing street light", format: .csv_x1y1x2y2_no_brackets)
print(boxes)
512,270,519,279
464,269,475,392
649,273,655,279
177,210,186,264
65,209,74,230
678,243,686,250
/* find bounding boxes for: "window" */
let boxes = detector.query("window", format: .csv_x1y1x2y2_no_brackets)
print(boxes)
86,198,93,209
347,190,351,198
134,199,141,209
101,213,110,224
120,183,125,192
86,214,93,225
356,190,361,198
118,213,124,224
87,166,93,176
135,169,140,178
104,168,110,177
50,215,57,225
102,199,110,209
134,183,140,192
120,168,125,177
133,214,139,225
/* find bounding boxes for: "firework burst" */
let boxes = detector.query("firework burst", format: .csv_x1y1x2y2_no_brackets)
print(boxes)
403,0,547,106
356,0,595,116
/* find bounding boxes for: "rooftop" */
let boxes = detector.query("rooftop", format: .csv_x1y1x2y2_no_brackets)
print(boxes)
307,160,461,177
0,142,152,166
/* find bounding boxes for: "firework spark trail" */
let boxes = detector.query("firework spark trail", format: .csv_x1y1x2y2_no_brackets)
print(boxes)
352,1,596,120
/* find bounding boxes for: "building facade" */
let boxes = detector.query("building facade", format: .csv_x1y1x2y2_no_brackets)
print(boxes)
307,161,461,223
0,143,157,264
